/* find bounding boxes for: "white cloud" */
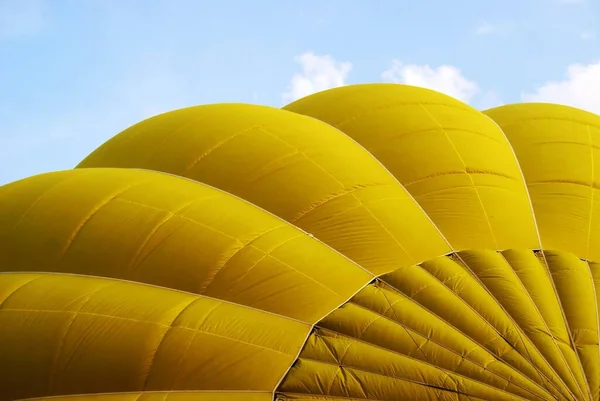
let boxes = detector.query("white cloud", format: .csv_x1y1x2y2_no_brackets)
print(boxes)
0,0,46,39
521,61,600,114
382,60,480,103
580,31,594,40
282,52,352,103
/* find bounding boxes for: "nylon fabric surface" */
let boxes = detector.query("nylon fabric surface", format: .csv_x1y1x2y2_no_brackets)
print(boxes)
380,260,575,399
543,251,600,401
484,103,600,262
352,274,569,399
457,250,589,400
318,285,561,401
77,103,451,276
283,84,540,251
0,168,372,324
280,328,536,401
0,273,309,401
2,84,600,401
277,394,492,401
277,250,600,401
18,392,273,401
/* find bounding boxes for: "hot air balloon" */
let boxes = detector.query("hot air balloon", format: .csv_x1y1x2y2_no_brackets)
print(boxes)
1,84,599,401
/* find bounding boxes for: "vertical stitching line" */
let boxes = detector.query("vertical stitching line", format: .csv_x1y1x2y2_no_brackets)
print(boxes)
420,104,499,249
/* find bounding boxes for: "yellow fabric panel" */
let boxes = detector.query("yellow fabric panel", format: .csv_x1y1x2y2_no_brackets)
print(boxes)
484,103,600,262
280,329,532,401
76,103,450,275
381,257,574,400
21,392,273,401
544,251,600,401
278,396,373,401
590,260,600,401
0,272,309,401
278,394,490,401
458,249,589,401
348,282,569,400
283,84,539,251
0,168,372,324
320,301,555,400
502,250,573,349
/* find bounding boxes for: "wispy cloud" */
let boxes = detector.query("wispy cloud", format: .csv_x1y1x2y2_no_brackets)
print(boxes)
521,60,600,114
580,31,595,40
282,52,352,104
381,60,503,109
382,60,480,103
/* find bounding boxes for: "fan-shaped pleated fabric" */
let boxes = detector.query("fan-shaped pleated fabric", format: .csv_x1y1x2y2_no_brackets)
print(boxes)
2,84,600,401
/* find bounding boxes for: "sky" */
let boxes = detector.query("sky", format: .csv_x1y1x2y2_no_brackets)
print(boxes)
0,0,599,185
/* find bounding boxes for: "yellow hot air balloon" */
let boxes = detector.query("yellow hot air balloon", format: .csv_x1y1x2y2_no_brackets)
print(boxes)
1,83,599,401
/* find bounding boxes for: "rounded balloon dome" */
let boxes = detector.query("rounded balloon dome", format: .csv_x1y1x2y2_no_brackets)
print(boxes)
1,85,600,401
483,102,600,262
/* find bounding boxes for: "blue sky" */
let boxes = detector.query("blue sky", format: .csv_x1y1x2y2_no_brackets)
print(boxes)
0,0,598,185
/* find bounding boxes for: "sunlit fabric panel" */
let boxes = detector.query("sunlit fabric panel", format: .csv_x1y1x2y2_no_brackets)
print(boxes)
0,168,372,324
484,103,600,262
76,103,450,275
0,273,310,401
283,84,540,251
19,392,273,401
